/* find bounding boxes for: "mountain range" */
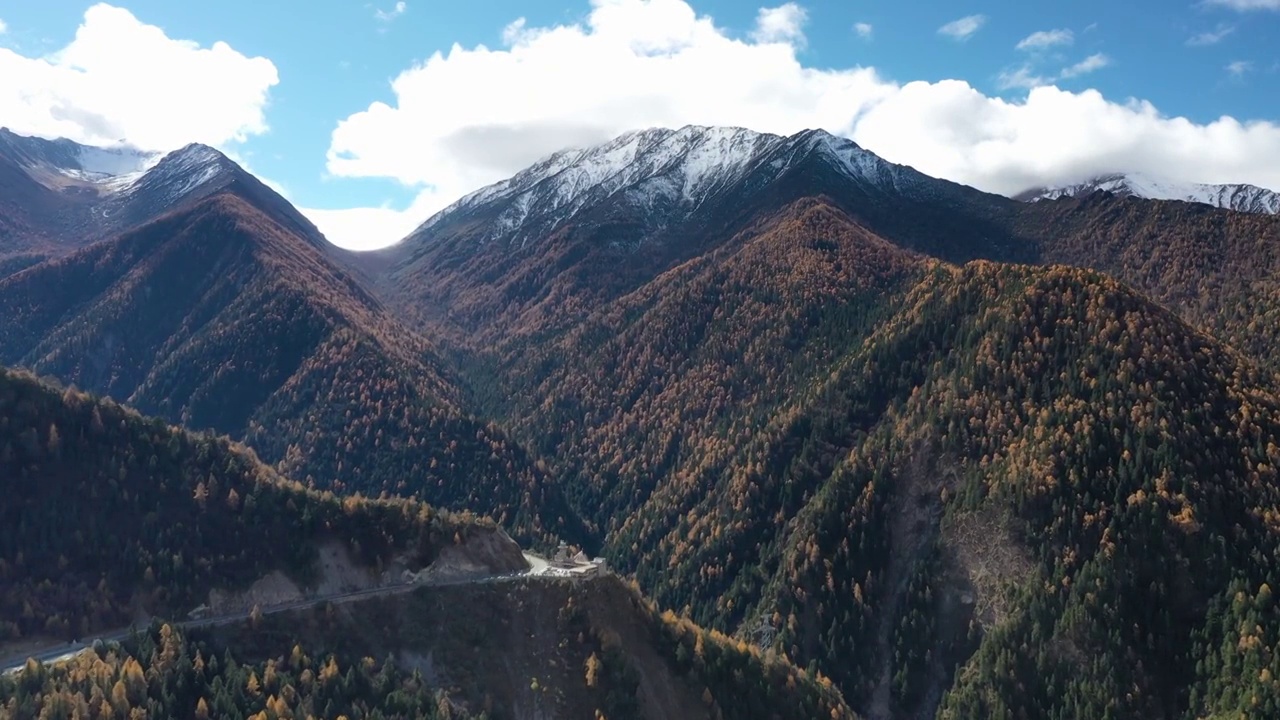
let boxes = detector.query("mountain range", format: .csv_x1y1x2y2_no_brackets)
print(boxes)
0,129,582,550
5,124,1280,719
0,127,339,278
1018,171,1280,214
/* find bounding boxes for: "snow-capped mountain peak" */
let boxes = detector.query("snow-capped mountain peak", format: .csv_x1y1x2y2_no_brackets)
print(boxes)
789,128,930,192
1021,172,1280,215
407,125,938,248
67,144,161,182
0,127,162,191
0,128,239,204
0,128,272,245
450,126,777,209
126,143,236,199
413,125,790,242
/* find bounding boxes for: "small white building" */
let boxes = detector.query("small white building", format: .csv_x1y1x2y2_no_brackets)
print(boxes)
543,542,611,579
552,541,574,567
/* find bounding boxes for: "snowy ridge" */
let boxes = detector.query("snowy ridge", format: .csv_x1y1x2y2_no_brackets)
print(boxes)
1026,172,1280,215
410,125,921,246
70,144,162,180
124,144,235,201
794,129,934,197
0,128,332,253
1,129,252,236
85,143,243,224
0,128,161,190
0,129,235,207
418,126,785,241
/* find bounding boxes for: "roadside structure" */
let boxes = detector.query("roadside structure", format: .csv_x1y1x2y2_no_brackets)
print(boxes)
548,541,608,578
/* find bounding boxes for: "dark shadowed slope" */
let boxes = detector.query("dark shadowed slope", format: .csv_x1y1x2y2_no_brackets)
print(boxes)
0,190,583,548
0,364,510,644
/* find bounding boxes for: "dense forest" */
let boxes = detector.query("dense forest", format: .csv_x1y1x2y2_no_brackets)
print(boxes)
1,623,480,720
10,123,1280,719
0,575,858,720
0,192,583,549
1023,192,1280,376
163,573,851,720
0,361,858,719
0,363,506,644
450,198,1280,717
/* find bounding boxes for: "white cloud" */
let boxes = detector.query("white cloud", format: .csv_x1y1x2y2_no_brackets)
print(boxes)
853,22,873,40
750,3,807,45
312,0,1280,250
1000,51,1108,91
502,18,528,44
376,2,407,22
1226,59,1254,77
1016,29,1073,51
301,200,433,251
1059,53,1110,78
938,14,986,41
1187,24,1235,46
0,3,277,151
1206,0,1280,9
0,18,8,34
319,0,890,247
854,83,1280,199
997,65,1049,91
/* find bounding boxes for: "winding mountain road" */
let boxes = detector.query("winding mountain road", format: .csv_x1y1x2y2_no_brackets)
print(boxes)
1,552,552,675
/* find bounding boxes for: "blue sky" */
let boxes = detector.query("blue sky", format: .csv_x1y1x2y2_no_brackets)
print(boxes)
1,0,1278,248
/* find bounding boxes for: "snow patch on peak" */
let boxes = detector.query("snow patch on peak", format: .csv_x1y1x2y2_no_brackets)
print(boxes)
800,130,885,180
171,143,228,166
415,125,790,240
1027,173,1280,215
0,129,162,191
0,129,240,205
106,143,237,212
666,126,783,199
406,124,943,249
133,144,232,192
73,145,161,180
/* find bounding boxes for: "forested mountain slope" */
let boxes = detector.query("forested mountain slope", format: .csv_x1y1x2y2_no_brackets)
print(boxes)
0,365,857,720
9,123,1280,719
371,127,1280,382
371,127,1030,346
1018,192,1280,376
0,577,858,720
0,191,582,546
446,197,1280,718
0,364,513,645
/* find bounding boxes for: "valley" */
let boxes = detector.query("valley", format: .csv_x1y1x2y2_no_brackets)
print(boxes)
0,361,850,719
